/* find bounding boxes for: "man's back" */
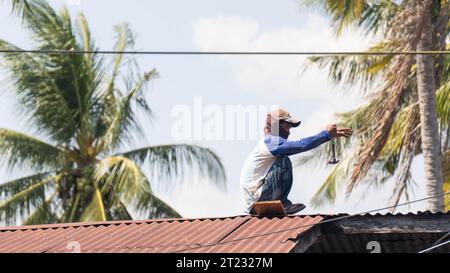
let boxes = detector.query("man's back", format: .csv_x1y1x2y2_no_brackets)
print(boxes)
240,138,277,213
239,109,351,215
240,132,332,214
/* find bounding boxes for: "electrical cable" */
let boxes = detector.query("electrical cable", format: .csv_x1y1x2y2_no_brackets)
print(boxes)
417,231,450,253
418,240,450,253
2,49,450,55
170,191,450,253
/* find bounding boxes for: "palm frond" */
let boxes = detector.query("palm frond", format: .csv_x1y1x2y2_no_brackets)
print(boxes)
0,128,66,171
349,2,425,193
120,144,226,189
76,13,93,66
73,13,105,139
94,156,181,219
310,154,354,208
92,23,137,142
0,172,63,225
443,150,450,212
80,187,107,222
298,91,400,171
303,0,448,209
311,97,422,207
131,190,181,219
349,71,412,192
304,42,395,94
301,0,399,36
432,3,450,87
111,23,136,80
66,191,82,223
1,0,221,224
295,135,353,168
0,40,78,142
357,0,401,35
9,0,30,12
385,103,420,210
1,1,106,143
94,156,153,204
22,192,58,225
437,79,450,129
0,171,53,199
109,201,133,220
389,149,415,212
302,0,369,36
96,69,158,152
7,0,33,20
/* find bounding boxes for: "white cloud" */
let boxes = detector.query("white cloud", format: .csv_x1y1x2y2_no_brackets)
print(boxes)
193,14,375,100
190,15,430,215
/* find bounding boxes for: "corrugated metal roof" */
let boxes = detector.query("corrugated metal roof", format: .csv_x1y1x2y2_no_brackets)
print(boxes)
0,211,447,253
305,210,450,253
316,210,450,217
0,215,324,253
307,233,450,253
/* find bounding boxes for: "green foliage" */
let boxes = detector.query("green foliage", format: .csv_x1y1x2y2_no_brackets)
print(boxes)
0,129,66,171
301,0,400,36
122,144,226,189
0,173,62,225
304,42,395,93
0,0,226,225
6,0,33,19
301,0,450,209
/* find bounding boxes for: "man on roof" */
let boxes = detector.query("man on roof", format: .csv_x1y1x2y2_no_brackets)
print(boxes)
240,109,353,215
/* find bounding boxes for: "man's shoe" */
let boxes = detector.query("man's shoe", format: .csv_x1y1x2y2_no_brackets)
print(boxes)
284,203,306,215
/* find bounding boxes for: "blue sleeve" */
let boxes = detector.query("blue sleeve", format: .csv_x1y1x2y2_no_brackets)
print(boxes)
265,130,332,157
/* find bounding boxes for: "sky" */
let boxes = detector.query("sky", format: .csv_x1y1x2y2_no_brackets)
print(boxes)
0,0,429,219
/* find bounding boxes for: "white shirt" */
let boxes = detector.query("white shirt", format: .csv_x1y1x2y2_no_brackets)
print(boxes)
239,138,277,214
239,131,331,214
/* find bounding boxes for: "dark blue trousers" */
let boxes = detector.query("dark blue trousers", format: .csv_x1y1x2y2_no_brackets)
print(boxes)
250,156,293,214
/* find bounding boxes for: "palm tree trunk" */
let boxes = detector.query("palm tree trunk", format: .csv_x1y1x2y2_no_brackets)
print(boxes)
416,0,444,212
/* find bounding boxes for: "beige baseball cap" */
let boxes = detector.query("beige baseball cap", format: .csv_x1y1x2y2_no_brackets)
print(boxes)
268,108,301,127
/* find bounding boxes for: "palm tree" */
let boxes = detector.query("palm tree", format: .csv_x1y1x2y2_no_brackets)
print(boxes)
415,0,445,212
0,0,226,226
300,0,449,211
4,0,32,18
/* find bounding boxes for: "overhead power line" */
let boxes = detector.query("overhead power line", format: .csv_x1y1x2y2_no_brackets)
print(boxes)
2,49,450,55
170,191,450,253
418,231,450,253
431,231,450,247
418,240,450,253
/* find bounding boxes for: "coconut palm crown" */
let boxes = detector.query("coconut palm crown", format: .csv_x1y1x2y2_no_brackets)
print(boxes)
0,0,226,225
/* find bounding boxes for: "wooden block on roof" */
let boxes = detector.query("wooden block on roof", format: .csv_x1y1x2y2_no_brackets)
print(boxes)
253,200,286,217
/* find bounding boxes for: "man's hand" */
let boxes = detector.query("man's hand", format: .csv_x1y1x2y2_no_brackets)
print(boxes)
326,124,353,139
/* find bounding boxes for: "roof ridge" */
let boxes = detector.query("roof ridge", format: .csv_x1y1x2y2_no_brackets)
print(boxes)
0,215,253,232
215,217,252,244
1,211,446,232
0,214,319,232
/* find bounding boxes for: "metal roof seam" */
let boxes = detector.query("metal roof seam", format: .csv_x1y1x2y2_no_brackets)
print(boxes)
169,216,324,253
3,213,446,253
80,237,265,253
77,242,194,253
277,217,322,244
215,217,252,244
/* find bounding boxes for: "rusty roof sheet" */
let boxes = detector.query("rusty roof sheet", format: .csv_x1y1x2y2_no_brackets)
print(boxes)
307,232,450,253
0,215,324,253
